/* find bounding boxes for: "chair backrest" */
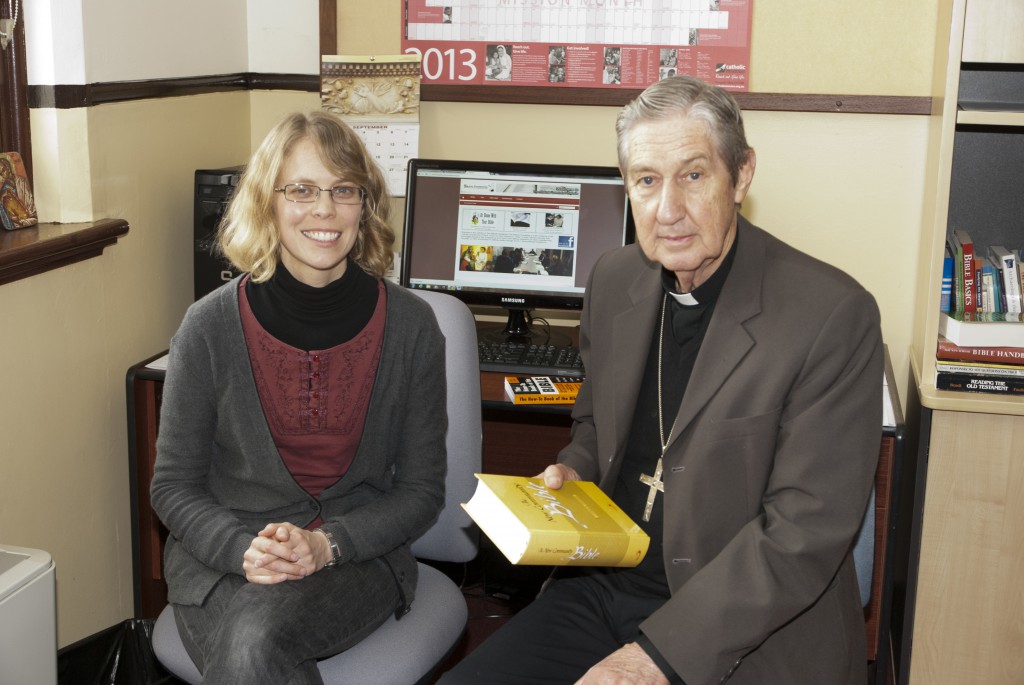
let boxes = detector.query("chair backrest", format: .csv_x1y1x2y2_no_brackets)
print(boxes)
852,486,875,608
408,289,482,564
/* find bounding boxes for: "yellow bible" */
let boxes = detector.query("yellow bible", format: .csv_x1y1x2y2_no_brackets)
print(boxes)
462,474,650,567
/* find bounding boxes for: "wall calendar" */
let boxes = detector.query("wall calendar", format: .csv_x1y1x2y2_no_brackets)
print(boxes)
401,0,752,92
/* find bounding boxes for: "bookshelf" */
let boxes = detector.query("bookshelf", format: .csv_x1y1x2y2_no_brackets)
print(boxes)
911,0,1024,414
904,1,1024,683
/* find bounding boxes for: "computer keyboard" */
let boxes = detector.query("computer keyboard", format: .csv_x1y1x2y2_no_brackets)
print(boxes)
478,341,585,377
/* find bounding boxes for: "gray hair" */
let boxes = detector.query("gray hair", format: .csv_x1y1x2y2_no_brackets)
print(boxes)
615,75,750,186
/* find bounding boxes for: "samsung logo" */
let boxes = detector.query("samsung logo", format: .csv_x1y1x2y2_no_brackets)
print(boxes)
501,297,526,304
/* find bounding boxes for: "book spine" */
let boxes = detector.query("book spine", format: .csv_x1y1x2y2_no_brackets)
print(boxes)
936,362,1024,378
962,241,976,312
1000,253,1022,313
941,256,953,313
936,341,1024,364
981,265,995,313
936,372,1024,396
521,529,646,567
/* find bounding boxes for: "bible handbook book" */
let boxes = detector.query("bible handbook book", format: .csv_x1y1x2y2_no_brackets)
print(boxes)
462,474,650,567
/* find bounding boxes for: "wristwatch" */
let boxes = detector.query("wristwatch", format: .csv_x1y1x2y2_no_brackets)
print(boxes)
315,527,341,568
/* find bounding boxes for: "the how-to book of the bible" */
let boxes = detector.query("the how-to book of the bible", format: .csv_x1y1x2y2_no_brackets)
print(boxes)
461,474,650,567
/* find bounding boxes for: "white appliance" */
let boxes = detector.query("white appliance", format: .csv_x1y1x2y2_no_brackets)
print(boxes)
0,545,57,685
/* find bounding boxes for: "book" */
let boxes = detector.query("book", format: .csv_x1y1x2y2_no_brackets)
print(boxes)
938,311,1024,348
461,474,650,567
936,371,1024,396
937,336,1024,364
936,359,1024,378
940,252,954,312
989,246,1022,314
951,229,976,313
504,375,582,404
979,257,998,313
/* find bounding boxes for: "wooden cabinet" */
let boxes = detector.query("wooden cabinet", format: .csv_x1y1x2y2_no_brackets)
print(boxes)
905,1,1024,683
911,0,1024,406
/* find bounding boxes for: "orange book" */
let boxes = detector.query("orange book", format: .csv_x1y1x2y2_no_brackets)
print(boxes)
503,375,582,405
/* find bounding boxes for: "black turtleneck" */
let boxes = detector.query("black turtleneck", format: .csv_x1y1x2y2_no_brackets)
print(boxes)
244,262,379,351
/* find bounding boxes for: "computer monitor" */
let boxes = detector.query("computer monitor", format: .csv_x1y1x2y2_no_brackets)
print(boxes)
400,158,635,344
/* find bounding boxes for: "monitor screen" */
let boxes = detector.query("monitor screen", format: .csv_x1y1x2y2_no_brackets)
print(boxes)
400,158,634,343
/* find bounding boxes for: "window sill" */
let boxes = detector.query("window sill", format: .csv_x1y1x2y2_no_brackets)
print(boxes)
0,219,130,286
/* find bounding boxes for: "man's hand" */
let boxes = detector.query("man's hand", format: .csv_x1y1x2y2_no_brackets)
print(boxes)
574,643,670,685
536,463,581,490
242,523,333,583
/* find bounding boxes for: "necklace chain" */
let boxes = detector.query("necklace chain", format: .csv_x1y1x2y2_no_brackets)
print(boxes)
657,293,679,453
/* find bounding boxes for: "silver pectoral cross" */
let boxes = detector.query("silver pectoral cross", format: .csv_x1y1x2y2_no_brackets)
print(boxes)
639,457,664,522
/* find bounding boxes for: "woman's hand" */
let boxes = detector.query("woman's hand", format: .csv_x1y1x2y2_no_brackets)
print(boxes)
242,522,333,583
536,464,581,490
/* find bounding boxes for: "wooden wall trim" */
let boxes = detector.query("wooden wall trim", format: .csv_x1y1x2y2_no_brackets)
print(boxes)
0,219,129,286
421,84,932,115
0,0,33,180
320,0,337,57
28,75,931,115
27,74,316,109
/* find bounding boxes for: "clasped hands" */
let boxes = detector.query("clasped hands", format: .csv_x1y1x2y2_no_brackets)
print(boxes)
538,464,670,685
242,522,333,584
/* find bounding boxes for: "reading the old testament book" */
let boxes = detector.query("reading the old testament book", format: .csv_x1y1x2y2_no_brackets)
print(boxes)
462,474,650,567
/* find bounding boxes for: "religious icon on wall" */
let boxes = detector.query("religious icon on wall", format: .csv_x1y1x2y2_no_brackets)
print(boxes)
0,151,37,230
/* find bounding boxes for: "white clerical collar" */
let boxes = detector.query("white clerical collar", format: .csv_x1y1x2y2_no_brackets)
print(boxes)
668,290,699,306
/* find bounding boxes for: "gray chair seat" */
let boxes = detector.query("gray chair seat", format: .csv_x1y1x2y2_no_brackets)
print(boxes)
153,563,467,684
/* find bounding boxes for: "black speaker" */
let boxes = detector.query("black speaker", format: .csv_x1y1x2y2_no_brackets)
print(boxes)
194,166,243,301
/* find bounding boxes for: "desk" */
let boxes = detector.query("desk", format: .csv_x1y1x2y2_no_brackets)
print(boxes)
479,371,573,478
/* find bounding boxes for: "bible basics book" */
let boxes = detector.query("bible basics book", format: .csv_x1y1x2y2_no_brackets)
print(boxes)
462,474,650,567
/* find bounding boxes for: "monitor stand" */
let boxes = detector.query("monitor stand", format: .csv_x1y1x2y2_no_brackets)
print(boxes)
477,307,574,347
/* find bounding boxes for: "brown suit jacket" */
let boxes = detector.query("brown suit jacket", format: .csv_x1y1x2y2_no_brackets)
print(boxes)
558,218,882,684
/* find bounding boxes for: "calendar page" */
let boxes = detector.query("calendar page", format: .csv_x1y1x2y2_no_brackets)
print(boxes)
402,0,752,91
321,55,422,196
348,123,419,197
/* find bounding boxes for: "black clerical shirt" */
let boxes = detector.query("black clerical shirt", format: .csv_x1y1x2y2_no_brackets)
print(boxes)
612,236,738,591
613,238,737,683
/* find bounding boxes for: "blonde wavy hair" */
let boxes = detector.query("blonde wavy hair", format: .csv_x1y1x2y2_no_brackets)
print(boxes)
218,111,394,281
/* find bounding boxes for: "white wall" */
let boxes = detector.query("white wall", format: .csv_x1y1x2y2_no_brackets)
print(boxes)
25,0,320,85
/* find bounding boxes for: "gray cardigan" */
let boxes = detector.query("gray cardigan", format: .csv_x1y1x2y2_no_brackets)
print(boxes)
151,277,448,610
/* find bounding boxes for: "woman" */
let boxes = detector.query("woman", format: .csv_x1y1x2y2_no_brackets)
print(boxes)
151,111,448,684
490,45,511,80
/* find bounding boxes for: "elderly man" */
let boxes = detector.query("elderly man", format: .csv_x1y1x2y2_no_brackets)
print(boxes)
440,75,881,685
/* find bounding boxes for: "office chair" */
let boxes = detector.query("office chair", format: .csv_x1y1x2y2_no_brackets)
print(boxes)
853,487,875,608
152,288,482,684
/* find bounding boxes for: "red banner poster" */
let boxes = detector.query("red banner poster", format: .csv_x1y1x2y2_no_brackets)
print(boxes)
401,0,752,91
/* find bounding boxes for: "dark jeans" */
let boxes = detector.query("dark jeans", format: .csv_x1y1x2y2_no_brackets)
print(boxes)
173,558,400,685
437,570,682,685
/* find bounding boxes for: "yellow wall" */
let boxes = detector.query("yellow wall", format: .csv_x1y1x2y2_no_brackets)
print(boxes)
3,93,251,645
340,1,934,398
0,0,937,648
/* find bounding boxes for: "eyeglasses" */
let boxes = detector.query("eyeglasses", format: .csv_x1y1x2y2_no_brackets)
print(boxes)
274,183,364,205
